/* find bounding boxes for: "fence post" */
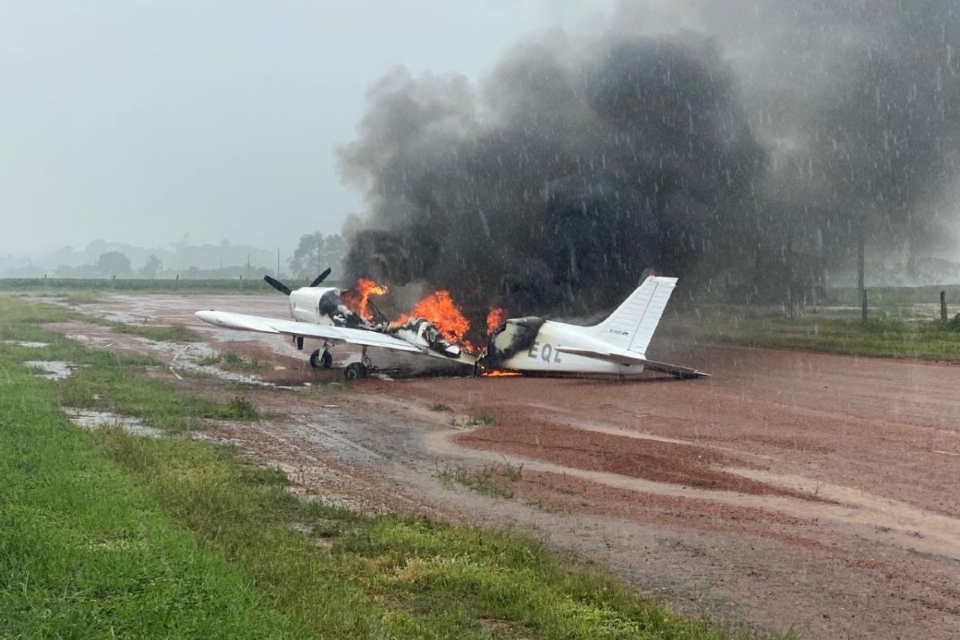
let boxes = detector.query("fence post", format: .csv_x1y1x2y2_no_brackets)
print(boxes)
941,290,948,324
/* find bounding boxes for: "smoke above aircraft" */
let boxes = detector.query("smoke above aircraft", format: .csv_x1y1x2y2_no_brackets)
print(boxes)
339,1,960,318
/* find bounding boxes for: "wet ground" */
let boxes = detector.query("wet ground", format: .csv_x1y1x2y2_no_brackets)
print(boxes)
25,360,74,379
41,293,960,639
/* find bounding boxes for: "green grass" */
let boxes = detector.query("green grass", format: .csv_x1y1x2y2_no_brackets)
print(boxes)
0,324,306,638
722,317,960,361
0,294,784,639
55,362,261,431
823,284,960,308
447,412,500,429
942,313,960,333
193,351,262,371
110,322,203,342
467,412,499,426
0,295,258,431
221,351,261,371
663,304,960,363
439,463,523,499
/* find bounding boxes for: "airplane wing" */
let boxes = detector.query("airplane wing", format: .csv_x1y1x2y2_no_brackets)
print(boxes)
195,310,424,354
555,347,710,379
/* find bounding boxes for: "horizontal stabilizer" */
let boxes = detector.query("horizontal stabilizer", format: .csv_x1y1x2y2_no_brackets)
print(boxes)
638,358,711,379
556,346,709,379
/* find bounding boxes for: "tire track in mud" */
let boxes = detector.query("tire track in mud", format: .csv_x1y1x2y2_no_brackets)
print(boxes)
453,420,802,498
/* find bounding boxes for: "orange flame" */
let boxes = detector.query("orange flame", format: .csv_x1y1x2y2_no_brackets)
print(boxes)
482,369,522,377
486,307,507,334
343,280,499,354
393,290,474,350
342,278,389,323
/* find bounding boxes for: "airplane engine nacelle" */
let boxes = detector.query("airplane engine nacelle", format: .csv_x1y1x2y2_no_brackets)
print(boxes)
289,287,339,324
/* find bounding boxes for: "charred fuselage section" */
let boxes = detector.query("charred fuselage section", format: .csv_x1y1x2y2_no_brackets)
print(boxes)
318,289,372,329
478,317,545,369
318,289,468,361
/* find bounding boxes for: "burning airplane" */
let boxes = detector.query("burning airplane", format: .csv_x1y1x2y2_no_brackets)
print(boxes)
194,270,707,380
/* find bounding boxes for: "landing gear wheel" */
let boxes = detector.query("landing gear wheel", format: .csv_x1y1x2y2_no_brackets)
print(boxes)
309,349,333,370
342,362,366,380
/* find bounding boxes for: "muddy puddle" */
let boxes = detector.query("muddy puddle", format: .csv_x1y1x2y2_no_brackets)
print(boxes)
65,408,166,438
25,361,74,380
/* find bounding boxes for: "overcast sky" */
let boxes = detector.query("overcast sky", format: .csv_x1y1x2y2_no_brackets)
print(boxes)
0,0,616,256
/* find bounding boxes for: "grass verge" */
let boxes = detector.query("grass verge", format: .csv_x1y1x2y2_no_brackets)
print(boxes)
0,304,305,638
664,306,960,363
1,294,786,639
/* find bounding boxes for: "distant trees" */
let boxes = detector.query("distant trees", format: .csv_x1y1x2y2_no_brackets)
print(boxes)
288,233,346,281
139,254,162,278
95,251,132,277
54,264,94,278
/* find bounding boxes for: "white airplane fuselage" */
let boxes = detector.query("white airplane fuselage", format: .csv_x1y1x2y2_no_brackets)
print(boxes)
476,276,711,379
482,319,642,376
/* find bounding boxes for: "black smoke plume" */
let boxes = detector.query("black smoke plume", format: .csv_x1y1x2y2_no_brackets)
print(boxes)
340,33,764,316
341,1,960,317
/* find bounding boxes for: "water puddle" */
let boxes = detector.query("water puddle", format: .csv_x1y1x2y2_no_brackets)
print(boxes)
65,408,166,438
2,341,49,348
25,361,74,379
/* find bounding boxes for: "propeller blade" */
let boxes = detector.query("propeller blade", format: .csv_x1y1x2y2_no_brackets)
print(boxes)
309,268,332,288
263,275,292,296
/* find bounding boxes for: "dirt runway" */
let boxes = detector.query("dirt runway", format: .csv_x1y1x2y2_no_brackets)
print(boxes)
48,293,960,639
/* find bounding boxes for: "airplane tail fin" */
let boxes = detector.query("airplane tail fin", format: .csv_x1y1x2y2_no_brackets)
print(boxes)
590,276,677,357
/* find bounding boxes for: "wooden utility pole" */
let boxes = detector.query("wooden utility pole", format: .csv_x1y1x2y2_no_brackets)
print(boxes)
786,238,796,319
941,290,948,324
858,214,867,325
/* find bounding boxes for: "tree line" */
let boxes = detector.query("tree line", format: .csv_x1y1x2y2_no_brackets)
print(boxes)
46,233,347,281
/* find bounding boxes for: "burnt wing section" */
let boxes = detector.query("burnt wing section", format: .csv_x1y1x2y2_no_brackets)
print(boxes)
386,318,463,358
